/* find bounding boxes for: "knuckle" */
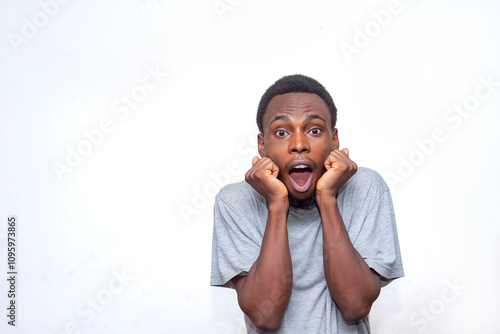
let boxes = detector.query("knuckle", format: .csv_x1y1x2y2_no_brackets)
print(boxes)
245,169,254,180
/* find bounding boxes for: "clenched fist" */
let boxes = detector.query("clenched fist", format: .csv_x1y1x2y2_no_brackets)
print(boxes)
316,148,357,199
245,156,288,207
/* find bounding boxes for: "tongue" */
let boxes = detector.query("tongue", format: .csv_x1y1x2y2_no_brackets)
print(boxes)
289,169,311,187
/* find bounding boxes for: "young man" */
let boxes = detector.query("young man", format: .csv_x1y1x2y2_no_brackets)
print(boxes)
211,75,404,333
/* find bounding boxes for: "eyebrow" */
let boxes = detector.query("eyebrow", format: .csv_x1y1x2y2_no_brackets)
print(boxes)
269,114,326,125
269,115,292,125
304,114,327,124
269,114,327,126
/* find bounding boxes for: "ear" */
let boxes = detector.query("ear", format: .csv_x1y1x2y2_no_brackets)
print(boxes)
258,133,265,157
332,128,339,150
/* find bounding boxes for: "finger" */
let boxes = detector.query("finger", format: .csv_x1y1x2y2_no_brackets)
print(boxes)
260,158,278,177
269,161,279,178
332,149,351,164
325,150,350,169
252,156,260,166
324,152,335,170
337,148,357,170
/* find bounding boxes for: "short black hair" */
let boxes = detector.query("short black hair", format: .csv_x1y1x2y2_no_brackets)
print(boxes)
256,74,337,133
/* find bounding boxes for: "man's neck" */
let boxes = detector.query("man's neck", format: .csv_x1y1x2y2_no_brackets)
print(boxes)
288,191,317,210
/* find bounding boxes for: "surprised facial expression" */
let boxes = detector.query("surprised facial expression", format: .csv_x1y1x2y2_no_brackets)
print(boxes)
259,92,339,200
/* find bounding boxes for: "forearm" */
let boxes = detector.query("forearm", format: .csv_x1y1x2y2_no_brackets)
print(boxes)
317,196,381,323
235,202,292,331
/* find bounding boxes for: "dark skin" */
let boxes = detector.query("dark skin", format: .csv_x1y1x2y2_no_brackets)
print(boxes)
232,92,381,331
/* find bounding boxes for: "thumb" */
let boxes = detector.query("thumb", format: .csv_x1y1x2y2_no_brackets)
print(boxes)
252,156,260,166
341,148,349,157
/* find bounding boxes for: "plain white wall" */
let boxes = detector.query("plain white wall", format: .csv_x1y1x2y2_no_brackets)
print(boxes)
1,0,499,333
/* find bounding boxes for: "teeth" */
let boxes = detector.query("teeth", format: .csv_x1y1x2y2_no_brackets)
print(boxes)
293,165,308,169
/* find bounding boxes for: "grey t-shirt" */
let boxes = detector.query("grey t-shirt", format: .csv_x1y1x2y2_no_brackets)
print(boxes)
210,167,404,333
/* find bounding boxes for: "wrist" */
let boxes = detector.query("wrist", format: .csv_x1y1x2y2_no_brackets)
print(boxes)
268,199,289,213
316,193,337,209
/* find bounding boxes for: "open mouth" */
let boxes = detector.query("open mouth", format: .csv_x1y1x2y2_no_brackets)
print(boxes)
288,165,313,193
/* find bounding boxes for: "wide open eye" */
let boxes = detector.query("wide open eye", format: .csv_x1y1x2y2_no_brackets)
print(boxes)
276,130,287,137
309,128,321,135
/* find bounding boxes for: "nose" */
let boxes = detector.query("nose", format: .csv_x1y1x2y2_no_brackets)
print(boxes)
289,132,309,153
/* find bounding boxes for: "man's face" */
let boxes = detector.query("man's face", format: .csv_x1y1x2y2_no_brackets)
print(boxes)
258,92,339,200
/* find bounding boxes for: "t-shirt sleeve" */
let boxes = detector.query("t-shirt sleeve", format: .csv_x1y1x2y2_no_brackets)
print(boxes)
356,189,404,286
210,193,262,289
341,170,404,287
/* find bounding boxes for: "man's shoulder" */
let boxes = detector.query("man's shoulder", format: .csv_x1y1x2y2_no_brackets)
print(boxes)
341,167,390,196
216,180,265,208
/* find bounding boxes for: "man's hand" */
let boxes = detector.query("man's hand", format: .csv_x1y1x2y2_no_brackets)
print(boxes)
245,156,288,207
316,148,357,199
316,148,379,323
239,157,292,331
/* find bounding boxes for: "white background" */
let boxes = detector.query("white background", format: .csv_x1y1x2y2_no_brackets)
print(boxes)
1,0,499,333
